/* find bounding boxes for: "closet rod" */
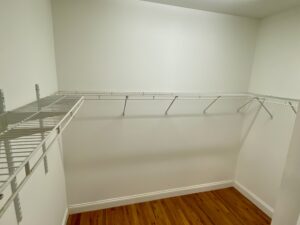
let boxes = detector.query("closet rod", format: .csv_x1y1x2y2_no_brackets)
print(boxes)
58,91,250,98
57,91,300,103
248,92,299,102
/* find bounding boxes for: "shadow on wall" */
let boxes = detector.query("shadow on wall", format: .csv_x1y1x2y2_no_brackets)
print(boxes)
239,103,262,148
74,112,244,120
65,144,236,169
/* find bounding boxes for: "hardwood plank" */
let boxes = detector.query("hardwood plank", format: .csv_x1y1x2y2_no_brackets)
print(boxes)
67,188,272,225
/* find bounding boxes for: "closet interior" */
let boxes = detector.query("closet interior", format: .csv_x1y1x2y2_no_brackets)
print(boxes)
1,0,300,225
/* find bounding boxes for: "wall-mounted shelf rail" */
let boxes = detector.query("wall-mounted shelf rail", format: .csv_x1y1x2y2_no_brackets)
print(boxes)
58,91,299,117
0,89,84,222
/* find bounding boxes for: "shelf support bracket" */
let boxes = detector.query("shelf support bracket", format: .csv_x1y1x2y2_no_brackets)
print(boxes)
0,89,23,223
255,98,273,119
122,96,129,117
35,84,49,174
203,96,221,114
237,98,256,112
165,96,178,115
289,102,297,115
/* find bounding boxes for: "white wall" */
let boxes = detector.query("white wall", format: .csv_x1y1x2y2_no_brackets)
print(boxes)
0,0,58,111
0,140,68,225
235,102,296,216
0,1,67,225
52,0,258,93
1,0,299,223
249,7,300,99
235,7,300,218
63,99,244,212
51,0,259,211
271,106,300,225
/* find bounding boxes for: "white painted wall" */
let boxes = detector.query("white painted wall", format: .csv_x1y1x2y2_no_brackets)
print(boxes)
1,0,297,222
51,0,259,211
52,0,258,93
249,7,300,99
235,6,300,218
0,1,67,225
297,215,300,225
63,99,243,212
0,140,68,225
0,0,58,111
235,102,296,216
271,106,300,225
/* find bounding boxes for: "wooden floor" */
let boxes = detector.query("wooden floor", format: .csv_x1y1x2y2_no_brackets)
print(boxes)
67,187,271,225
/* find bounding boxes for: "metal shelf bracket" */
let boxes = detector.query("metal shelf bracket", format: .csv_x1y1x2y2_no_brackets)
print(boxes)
165,96,178,115
203,96,221,114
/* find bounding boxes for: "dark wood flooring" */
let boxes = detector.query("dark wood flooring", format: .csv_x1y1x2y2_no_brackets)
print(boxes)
67,187,271,225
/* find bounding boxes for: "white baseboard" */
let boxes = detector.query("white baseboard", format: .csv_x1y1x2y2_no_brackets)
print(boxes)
69,180,233,214
61,208,69,225
234,181,273,217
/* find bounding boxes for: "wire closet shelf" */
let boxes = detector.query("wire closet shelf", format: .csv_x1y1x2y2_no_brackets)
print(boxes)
58,91,299,117
0,90,83,222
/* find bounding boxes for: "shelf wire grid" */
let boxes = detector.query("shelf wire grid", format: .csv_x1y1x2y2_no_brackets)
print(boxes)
0,95,84,218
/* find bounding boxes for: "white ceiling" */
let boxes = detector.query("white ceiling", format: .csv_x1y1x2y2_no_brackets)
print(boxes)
143,0,300,18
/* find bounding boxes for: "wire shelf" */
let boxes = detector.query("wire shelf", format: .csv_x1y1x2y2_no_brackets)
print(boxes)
0,94,84,218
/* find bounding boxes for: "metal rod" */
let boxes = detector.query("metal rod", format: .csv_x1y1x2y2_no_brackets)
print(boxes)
35,84,48,174
0,156,28,159
0,151,33,154
0,146,37,150
237,98,255,112
122,96,129,117
5,142,41,146
82,96,246,101
289,102,297,114
0,166,20,170
59,91,251,98
59,91,300,106
248,92,300,103
0,90,23,222
0,135,49,140
0,161,23,164
203,96,221,114
165,96,178,115
1,130,50,135
255,98,273,119
0,90,5,115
